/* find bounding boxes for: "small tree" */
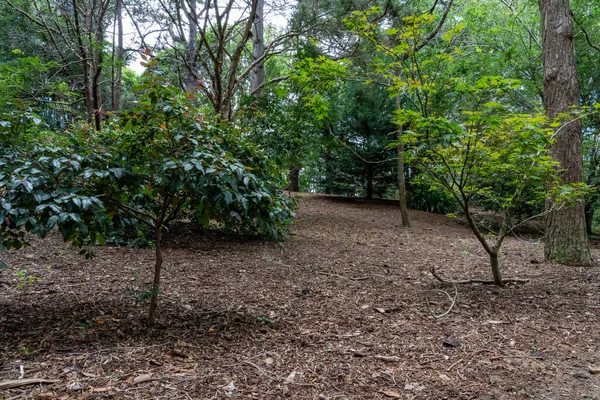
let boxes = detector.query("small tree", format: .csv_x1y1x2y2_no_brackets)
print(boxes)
401,77,573,286
0,68,296,325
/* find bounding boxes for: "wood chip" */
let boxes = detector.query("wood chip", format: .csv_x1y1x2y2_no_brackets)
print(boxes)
589,365,600,375
0,378,60,390
374,355,401,362
132,373,154,384
380,390,402,398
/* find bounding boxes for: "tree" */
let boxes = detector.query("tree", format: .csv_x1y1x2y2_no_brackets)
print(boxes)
3,0,117,130
539,0,593,265
0,66,296,325
403,77,564,286
343,2,456,226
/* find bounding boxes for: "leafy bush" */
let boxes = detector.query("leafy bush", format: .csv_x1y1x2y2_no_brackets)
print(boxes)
407,184,459,214
0,66,296,324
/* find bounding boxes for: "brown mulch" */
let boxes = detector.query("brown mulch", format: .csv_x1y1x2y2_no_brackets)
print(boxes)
1,193,600,399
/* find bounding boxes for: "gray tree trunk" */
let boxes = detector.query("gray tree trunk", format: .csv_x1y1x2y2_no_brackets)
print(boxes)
540,0,593,265
111,0,124,111
251,0,265,96
395,95,410,227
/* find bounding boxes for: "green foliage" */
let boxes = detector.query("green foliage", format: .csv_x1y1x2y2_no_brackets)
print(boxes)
0,66,297,323
123,286,158,304
400,77,569,284
0,68,296,252
15,269,40,289
407,185,458,214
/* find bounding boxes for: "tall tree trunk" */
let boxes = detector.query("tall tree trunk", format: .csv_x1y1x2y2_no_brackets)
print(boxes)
111,0,124,111
540,0,593,265
185,0,198,91
287,166,300,192
251,0,265,96
395,95,410,227
585,204,594,235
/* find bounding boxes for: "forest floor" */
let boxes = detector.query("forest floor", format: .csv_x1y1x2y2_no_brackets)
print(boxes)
1,193,600,400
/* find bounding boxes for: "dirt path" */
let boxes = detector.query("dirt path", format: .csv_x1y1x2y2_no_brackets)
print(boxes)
1,193,599,399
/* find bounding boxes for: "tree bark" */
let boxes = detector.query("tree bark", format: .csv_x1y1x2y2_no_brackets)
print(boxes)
540,0,593,265
489,252,503,287
251,0,265,97
287,166,300,192
111,0,125,111
395,95,410,227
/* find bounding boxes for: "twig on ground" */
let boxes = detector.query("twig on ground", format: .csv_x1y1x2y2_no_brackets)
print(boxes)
427,284,458,319
242,360,282,381
0,378,60,390
430,267,529,285
317,271,369,281
447,358,464,371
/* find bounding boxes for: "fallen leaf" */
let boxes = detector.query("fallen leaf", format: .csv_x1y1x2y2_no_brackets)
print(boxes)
404,382,425,392
149,359,162,366
263,357,275,365
374,307,386,313
589,365,600,375
380,390,402,398
90,387,111,393
352,349,368,357
360,304,369,310
166,349,190,359
132,373,153,384
81,372,98,378
374,355,400,362
284,371,297,384
442,337,460,348
223,381,236,396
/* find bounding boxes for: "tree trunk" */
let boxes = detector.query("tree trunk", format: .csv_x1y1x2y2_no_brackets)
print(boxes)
364,164,373,199
489,251,504,287
540,0,593,265
585,204,594,235
185,0,198,91
251,0,265,97
395,95,410,227
148,226,163,326
111,0,124,111
287,166,300,192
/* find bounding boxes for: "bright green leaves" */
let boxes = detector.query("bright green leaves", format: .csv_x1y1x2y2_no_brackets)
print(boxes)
400,79,558,216
291,56,350,120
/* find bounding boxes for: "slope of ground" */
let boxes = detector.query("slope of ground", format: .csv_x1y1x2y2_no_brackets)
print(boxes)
1,193,599,399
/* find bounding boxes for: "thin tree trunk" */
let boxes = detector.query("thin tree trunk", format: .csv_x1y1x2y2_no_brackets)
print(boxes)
540,0,593,265
251,0,265,97
111,0,124,111
148,226,163,326
185,0,198,91
489,252,504,287
395,95,410,227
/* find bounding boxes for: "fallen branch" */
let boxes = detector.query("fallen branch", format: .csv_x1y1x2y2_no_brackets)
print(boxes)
0,378,60,390
430,267,529,285
427,285,458,319
316,271,369,281
447,358,464,371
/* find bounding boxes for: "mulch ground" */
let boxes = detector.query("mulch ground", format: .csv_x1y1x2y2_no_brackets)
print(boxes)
1,193,600,400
